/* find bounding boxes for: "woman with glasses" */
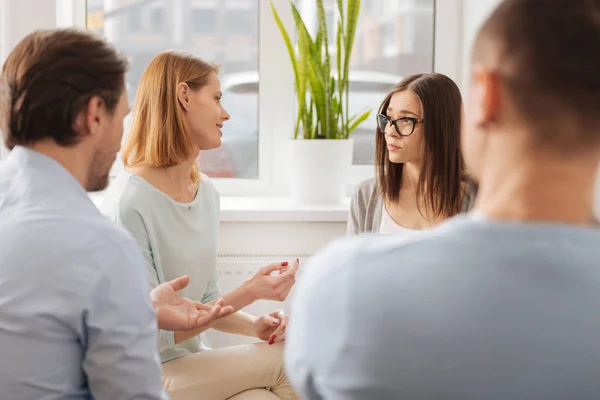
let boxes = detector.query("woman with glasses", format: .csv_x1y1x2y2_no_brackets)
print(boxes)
347,73,477,235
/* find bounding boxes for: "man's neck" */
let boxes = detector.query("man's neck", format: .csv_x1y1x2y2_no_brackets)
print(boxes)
28,141,91,190
475,146,598,226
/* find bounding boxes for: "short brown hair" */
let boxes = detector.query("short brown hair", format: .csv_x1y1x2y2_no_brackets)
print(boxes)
376,73,466,219
0,29,128,149
473,0,600,147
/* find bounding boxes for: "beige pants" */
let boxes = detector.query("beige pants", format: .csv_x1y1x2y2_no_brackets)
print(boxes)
161,342,298,400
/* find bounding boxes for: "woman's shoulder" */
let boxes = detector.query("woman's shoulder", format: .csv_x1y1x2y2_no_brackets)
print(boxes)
351,177,382,215
353,177,378,199
198,172,220,202
100,172,156,218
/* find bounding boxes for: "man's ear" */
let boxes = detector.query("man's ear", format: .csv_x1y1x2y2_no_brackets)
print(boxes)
74,96,104,138
177,82,190,111
470,65,502,129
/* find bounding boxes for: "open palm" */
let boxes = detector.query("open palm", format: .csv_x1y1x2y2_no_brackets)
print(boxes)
150,276,233,331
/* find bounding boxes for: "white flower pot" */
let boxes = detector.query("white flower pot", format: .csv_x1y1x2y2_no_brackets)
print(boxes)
288,139,354,205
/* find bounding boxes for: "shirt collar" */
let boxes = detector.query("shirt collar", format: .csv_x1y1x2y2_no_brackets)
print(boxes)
7,146,92,202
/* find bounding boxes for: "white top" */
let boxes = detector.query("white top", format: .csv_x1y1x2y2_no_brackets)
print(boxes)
100,172,221,363
0,147,165,399
378,206,421,236
286,214,600,399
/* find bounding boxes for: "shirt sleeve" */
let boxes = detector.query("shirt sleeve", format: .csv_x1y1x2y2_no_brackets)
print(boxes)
83,239,167,400
347,185,362,236
201,260,221,303
201,181,222,303
115,203,176,353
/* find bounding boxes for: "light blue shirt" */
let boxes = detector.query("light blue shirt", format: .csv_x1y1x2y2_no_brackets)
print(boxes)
0,147,166,400
287,214,600,399
100,172,221,363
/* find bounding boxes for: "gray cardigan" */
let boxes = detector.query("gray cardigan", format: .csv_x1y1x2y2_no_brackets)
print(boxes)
347,177,477,235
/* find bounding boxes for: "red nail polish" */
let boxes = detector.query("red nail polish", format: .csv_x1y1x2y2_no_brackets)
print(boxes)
296,258,299,263
281,262,288,267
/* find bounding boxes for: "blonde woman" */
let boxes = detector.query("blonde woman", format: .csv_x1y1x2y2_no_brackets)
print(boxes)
100,51,299,400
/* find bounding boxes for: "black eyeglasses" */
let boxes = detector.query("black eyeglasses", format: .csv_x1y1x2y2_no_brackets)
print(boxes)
376,113,424,136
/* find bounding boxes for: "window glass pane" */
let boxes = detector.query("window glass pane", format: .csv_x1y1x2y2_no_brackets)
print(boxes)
295,0,434,165
86,0,259,179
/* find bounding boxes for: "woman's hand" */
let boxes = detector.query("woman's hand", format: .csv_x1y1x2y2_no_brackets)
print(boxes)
253,309,289,345
245,259,300,302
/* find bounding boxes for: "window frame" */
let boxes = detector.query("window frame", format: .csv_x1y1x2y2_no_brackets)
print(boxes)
64,0,461,197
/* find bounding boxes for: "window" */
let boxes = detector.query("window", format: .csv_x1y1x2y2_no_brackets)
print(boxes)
148,6,166,34
295,0,435,165
128,10,142,33
191,8,216,34
78,0,456,195
86,0,259,180
228,9,254,35
381,23,398,58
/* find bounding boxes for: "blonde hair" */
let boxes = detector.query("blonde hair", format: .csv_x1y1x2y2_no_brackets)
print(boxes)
122,50,219,183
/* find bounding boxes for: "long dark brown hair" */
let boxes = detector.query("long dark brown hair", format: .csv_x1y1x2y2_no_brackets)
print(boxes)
375,73,466,219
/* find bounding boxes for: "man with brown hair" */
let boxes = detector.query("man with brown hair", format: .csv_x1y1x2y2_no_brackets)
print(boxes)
0,29,232,399
286,0,600,398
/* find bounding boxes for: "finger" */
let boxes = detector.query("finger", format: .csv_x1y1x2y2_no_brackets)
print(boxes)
277,265,298,279
260,313,281,327
291,258,300,273
268,271,296,289
217,305,235,318
167,275,190,292
268,325,286,344
213,298,225,307
196,298,224,311
192,304,222,328
195,302,215,312
268,315,289,344
259,262,289,276
269,328,287,344
279,315,289,334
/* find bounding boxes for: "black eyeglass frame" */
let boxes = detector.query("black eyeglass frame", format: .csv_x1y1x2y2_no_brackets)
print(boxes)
376,113,424,136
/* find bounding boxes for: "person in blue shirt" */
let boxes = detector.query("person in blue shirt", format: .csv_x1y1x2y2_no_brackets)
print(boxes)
0,29,232,400
286,0,600,398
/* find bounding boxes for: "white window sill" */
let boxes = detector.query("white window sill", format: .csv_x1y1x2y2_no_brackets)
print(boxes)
219,196,350,222
88,192,349,223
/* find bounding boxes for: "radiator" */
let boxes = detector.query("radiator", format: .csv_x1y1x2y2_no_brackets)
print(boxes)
203,254,308,349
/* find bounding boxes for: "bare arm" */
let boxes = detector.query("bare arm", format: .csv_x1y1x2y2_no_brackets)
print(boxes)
173,308,256,344
210,311,257,336
173,260,298,344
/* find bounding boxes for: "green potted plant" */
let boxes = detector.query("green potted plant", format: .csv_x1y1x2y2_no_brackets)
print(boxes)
272,0,370,205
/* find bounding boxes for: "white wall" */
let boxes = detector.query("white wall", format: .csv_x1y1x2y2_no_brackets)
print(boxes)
0,0,58,159
0,0,57,65
461,0,501,88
